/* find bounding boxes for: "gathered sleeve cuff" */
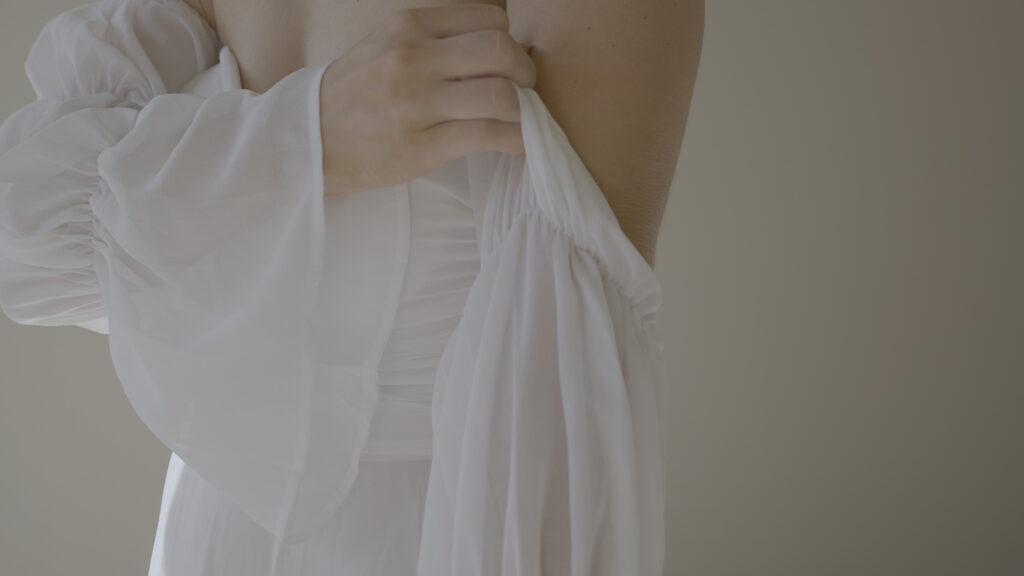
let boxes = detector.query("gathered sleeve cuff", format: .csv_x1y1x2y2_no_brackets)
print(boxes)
0,0,220,329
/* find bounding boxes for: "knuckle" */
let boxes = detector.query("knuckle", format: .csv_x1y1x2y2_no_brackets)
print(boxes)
386,42,418,75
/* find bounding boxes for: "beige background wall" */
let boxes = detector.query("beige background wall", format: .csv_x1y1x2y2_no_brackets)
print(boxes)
2,1,1021,575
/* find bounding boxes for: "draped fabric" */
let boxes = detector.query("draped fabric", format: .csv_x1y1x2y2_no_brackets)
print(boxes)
417,87,668,576
0,0,358,545
0,0,669,574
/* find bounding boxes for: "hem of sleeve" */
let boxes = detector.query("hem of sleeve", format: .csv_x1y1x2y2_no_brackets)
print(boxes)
281,61,415,544
278,61,369,546
305,62,328,307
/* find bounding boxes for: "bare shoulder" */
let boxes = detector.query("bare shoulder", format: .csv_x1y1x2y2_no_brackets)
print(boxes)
507,0,705,267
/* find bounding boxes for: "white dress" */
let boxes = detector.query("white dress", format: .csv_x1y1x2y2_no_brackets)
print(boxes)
0,0,669,574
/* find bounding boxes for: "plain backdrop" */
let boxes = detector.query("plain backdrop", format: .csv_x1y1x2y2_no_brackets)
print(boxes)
1,1,1021,575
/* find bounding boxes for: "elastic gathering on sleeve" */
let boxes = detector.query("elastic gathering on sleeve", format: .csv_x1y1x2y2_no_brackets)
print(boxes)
0,96,138,330
0,0,219,331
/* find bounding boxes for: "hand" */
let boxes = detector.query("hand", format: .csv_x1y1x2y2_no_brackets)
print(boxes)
319,4,537,197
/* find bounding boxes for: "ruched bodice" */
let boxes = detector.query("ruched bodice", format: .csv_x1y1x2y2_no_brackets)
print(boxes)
365,165,479,459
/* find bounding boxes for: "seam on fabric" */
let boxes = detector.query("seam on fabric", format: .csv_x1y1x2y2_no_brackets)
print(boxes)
481,208,659,323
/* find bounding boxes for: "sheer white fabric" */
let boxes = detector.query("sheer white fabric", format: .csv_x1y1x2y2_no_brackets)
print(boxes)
0,0,366,545
421,89,668,575
0,0,669,574
150,51,477,569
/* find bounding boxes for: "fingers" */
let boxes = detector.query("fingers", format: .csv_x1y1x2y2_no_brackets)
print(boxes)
422,28,537,86
419,76,522,128
419,118,525,166
378,4,531,167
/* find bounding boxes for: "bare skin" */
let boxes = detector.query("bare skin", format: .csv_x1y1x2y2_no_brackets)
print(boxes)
181,0,705,267
185,0,506,94
316,7,538,196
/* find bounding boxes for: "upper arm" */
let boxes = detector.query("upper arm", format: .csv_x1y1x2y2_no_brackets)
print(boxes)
507,0,704,266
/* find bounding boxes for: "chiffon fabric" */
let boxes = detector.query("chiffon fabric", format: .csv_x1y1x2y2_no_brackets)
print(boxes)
0,0,669,574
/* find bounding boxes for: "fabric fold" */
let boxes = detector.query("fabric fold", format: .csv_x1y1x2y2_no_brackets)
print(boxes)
0,0,374,545
417,84,668,576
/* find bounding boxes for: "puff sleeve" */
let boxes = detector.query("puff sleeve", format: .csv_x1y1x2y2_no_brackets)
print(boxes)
416,85,669,575
0,0,348,544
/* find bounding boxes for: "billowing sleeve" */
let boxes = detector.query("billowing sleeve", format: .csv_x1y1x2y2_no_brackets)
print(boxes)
416,84,669,575
0,0,354,544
